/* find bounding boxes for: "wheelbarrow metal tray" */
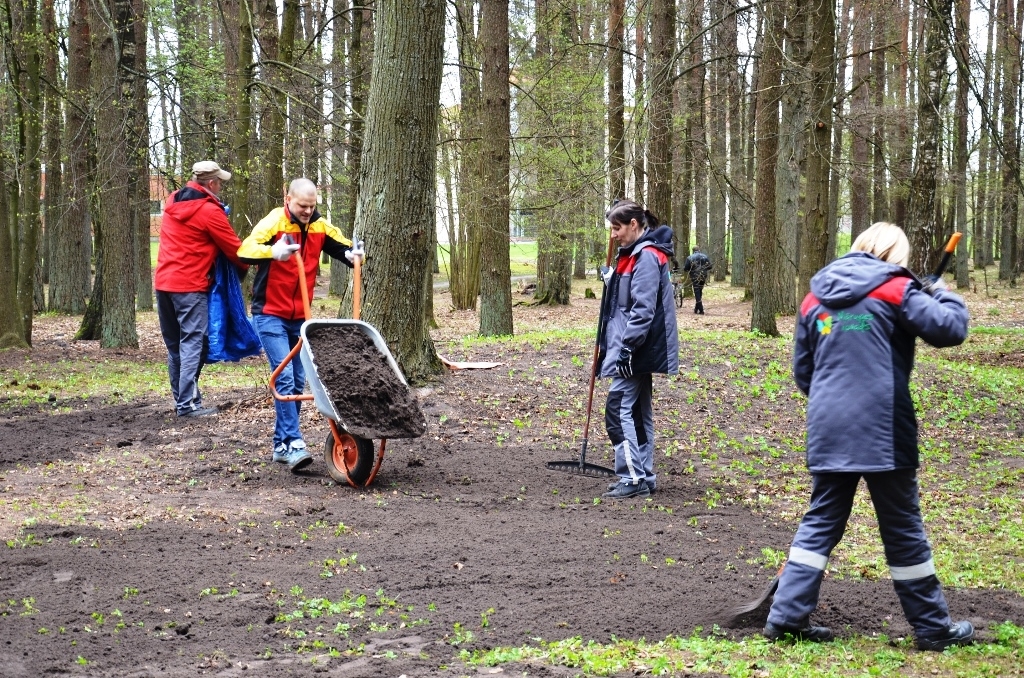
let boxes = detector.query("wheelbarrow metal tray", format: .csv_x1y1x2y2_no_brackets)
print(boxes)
299,319,425,439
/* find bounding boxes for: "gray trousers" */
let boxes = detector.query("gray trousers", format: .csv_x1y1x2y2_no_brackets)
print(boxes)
605,373,656,487
767,470,952,636
157,291,208,415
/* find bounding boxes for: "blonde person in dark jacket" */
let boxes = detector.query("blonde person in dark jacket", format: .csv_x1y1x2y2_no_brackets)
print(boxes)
765,222,973,651
598,200,679,499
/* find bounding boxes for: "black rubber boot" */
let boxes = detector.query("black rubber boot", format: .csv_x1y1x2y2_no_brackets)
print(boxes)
916,621,975,651
763,622,835,643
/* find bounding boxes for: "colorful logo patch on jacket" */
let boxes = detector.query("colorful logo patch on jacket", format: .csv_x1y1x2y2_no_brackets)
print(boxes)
816,313,832,335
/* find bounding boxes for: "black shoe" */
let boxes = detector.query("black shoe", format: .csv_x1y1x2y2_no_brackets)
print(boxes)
608,481,656,495
602,480,650,499
178,406,218,418
916,621,975,651
763,621,834,643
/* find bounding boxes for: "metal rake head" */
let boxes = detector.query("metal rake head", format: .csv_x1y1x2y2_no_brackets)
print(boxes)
546,460,617,478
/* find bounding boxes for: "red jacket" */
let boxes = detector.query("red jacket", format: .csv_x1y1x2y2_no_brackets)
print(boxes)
154,182,247,293
238,206,353,319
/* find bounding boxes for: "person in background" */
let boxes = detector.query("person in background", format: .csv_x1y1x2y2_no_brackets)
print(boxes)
765,222,973,651
155,160,247,417
598,199,679,499
683,246,712,315
238,178,364,472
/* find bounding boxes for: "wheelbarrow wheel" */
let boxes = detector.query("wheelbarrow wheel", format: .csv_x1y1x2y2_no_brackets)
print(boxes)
324,431,375,486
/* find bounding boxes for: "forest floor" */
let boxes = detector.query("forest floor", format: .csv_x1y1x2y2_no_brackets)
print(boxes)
1,271,1023,677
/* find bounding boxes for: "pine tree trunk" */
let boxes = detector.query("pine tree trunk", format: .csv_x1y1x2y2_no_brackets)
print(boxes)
355,0,444,380
478,0,512,336
870,4,888,223
328,0,349,296
751,0,784,337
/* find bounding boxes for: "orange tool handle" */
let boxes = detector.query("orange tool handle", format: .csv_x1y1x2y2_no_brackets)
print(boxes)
352,255,362,321
944,232,962,253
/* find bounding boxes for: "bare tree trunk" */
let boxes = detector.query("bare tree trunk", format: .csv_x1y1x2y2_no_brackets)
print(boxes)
798,0,836,300
478,0,512,336
646,0,674,222
133,0,152,311
870,0,888,223
952,0,969,287
751,0,784,336
708,0,728,281
827,0,849,259
42,0,62,308
904,0,953,275
608,0,626,200
999,0,1020,280
849,0,870,240
328,0,350,296
451,0,482,310
633,10,646,201
727,0,748,286
689,0,708,250
776,1,808,311
975,0,998,269
355,0,444,380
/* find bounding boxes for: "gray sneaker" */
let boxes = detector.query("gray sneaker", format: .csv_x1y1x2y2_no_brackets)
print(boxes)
283,439,313,472
272,443,289,463
178,406,218,418
602,480,650,499
609,480,657,495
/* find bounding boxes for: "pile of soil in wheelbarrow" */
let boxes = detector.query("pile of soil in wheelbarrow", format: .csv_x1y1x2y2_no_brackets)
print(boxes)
305,324,426,439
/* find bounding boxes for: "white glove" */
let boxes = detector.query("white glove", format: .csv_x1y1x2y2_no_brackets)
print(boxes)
345,240,365,264
924,277,948,295
600,266,613,284
271,239,300,261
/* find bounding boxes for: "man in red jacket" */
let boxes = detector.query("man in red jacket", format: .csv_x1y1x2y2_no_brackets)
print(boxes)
155,161,248,417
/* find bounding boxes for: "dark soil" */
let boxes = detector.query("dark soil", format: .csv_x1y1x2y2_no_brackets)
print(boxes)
306,324,426,439
1,320,1022,677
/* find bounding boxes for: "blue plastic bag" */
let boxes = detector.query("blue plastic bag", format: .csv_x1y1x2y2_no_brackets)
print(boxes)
206,254,262,363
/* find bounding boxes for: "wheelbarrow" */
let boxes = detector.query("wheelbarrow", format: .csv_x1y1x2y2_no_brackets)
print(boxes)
268,249,425,487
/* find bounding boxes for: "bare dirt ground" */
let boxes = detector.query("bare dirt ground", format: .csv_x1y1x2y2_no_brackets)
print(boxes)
1,279,1022,677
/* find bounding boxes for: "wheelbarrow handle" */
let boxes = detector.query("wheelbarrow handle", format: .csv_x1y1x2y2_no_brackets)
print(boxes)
269,339,315,402
268,251,315,403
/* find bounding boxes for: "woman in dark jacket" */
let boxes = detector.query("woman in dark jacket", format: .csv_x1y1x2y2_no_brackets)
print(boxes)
598,200,678,499
765,222,974,651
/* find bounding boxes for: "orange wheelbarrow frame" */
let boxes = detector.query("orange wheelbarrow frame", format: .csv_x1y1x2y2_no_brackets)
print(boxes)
268,253,386,488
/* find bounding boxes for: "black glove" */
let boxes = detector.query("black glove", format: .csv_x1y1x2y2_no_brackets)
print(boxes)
615,347,634,379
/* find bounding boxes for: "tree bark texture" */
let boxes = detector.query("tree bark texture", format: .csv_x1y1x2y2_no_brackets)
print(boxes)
93,0,139,347
849,0,870,241
905,0,953,275
478,0,513,336
798,0,836,300
646,0,674,222
608,0,625,201
355,0,444,381
51,0,90,314
751,0,784,337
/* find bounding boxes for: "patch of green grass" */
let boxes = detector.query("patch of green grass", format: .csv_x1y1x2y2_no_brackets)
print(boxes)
0,352,263,407
462,623,1024,677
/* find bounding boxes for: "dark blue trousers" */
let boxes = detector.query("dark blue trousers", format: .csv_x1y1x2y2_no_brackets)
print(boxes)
767,469,952,636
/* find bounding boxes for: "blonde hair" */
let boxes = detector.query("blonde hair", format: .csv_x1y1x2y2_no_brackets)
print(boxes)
851,222,910,268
